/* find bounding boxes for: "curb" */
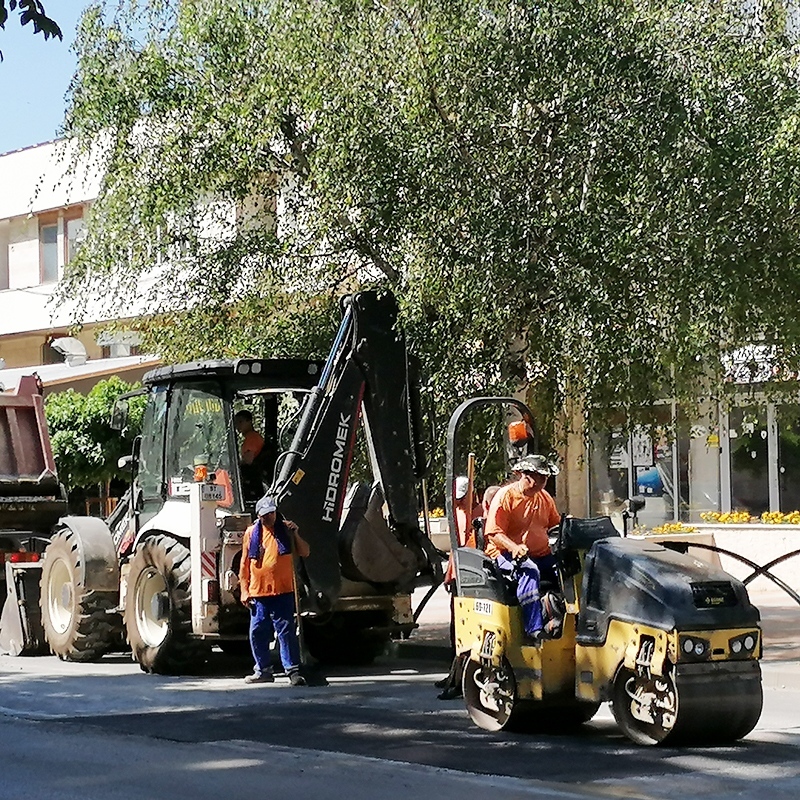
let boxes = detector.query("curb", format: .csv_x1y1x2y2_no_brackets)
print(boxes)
761,662,800,691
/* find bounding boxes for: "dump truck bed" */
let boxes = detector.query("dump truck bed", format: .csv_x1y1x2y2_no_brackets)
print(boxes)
0,374,65,656
0,374,65,533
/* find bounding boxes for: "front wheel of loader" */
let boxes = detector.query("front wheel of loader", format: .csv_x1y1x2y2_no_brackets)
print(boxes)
124,534,210,675
40,528,120,662
303,611,391,666
462,656,517,731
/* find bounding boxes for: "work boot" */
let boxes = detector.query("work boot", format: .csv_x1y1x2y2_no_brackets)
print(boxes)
522,630,544,647
437,685,462,701
244,671,275,684
542,592,566,640
288,670,307,687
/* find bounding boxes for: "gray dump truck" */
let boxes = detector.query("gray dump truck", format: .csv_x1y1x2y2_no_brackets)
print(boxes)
0,375,67,656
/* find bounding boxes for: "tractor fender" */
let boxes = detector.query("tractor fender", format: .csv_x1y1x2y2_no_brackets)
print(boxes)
136,499,193,552
56,516,120,592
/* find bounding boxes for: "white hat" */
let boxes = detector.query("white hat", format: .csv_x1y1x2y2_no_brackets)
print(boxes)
512,454,560,477
255,495,277,516
455,476,470,500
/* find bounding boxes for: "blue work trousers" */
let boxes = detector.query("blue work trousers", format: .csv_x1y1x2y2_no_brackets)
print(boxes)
249,593,301,675
496,553,558,636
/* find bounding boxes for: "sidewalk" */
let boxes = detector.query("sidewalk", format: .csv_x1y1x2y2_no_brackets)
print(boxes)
403,584,800,685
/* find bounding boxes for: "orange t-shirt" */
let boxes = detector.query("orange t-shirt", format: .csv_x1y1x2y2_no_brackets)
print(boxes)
241,430,264,463
455,503,482,549
485,484,560,559
239,523,295,599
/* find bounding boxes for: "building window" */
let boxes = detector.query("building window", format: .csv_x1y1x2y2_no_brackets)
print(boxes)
589,402,722,527
727,406,770,517
101,344,141,359
0,222,9,291
40,222,59,283
65,214,84,264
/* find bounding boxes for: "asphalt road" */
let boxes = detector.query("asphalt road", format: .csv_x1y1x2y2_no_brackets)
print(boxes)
0,649,799,800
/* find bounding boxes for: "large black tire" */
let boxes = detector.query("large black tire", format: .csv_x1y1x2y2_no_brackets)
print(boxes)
303,611,390,666
124,534,210,675
39,528,121,662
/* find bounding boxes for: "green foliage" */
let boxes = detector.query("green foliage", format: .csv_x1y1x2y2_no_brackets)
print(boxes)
0,0,61,58
45,376,146,490
58,0,800,450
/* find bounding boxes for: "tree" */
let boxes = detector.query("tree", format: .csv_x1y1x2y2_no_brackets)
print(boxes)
58,1,800,442
0,1,61,51
45,377,145,503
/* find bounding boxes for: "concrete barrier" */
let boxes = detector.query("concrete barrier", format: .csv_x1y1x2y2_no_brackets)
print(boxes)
423,517,451,553
643,524,800,598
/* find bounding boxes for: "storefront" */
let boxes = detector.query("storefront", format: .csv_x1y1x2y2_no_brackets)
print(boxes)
588,397,800,529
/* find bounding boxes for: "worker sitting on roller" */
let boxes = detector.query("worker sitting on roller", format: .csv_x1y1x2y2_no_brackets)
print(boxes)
484,454,563,643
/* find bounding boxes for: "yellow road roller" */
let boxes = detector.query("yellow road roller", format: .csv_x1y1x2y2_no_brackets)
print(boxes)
445,397,762,746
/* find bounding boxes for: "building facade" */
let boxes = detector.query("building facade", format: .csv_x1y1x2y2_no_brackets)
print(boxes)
0,139,152,387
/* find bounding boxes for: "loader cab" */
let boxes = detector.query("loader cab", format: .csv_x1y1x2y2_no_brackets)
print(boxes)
112,358,323,541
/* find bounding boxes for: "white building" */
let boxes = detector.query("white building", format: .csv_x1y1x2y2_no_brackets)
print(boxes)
0,139,158,390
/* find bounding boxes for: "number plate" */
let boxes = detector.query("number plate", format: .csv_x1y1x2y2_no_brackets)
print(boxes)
201,483,225,502
474,599,493,616
479,629,497,659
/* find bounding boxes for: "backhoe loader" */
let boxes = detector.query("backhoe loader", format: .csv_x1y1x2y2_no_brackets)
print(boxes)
10,291,440,673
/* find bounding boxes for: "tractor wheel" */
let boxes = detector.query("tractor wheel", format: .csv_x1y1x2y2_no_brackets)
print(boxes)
303,611,390,666
218,639,252,658
124,534,210,674
462,656,517,731
40,527,121,662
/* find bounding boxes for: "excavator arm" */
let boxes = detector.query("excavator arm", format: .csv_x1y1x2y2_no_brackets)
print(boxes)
273,291,440,613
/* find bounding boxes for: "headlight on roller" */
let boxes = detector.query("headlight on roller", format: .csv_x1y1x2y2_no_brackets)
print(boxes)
678,635,710,662
728,631,759,660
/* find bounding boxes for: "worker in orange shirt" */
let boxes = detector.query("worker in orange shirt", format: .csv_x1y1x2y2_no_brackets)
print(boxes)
234,409,265,464
437,476,482,700
485,454,562,642
235,409,267,499
240,494,310,685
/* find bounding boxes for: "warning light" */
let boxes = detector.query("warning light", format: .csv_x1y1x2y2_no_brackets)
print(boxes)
508,420,530,443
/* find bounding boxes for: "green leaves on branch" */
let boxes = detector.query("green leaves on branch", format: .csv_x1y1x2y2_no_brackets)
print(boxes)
0,0,61,37
60,1,800,440
45,376,145,491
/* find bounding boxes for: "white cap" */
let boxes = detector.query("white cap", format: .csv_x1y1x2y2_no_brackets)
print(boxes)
255,495,277,516
455,476,470,500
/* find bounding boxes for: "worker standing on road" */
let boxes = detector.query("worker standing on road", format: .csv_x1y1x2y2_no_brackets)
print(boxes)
240,494,310,686
485,454,562,643
437,477,483,700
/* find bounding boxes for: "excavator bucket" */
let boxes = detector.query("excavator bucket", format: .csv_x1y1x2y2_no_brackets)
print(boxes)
0,562,48,656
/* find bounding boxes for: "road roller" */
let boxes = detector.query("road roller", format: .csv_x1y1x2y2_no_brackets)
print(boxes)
445,397,763,746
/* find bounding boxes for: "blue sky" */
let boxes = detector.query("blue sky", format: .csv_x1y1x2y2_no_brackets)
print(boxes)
0,3,91,155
